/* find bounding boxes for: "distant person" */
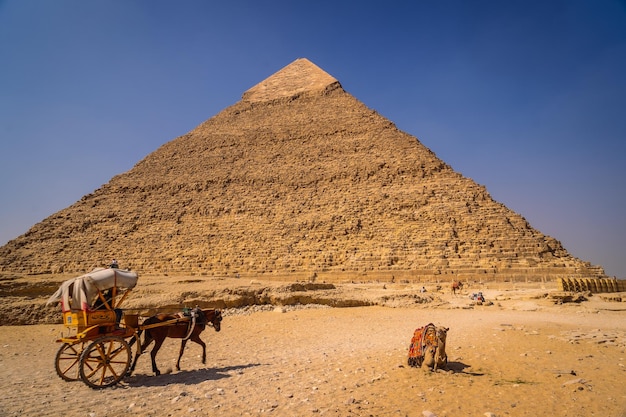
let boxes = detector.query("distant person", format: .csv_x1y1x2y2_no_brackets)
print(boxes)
110,259,119,269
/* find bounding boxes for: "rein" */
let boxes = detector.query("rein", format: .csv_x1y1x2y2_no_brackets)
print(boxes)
183,313,196,341
182,307,210,340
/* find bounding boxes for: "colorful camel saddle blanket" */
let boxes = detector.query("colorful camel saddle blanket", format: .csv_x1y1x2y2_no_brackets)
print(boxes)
408,323,437,367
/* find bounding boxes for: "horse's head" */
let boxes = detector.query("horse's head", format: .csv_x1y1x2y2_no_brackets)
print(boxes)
206,309,222,332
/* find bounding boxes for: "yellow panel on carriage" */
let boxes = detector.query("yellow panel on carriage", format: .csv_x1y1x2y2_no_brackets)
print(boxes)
63,310,116,328
63,311,85,327
87,310,117,325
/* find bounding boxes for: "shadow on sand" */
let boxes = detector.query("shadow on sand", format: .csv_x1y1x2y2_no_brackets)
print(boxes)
124,363,261,387
445,361,484,376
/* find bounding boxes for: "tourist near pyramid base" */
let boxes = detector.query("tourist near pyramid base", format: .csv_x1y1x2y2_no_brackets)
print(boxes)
0,58,605,282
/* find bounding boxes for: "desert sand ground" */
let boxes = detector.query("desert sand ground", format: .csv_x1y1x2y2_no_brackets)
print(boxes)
1,279,625,417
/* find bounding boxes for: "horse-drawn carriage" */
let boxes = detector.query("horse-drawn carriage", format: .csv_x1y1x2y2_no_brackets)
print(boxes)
47,268,222,389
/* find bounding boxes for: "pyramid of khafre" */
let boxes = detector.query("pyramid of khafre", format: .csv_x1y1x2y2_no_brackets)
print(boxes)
0,58,606,281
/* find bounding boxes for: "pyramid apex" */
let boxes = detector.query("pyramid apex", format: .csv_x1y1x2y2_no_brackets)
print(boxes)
242,58,342,102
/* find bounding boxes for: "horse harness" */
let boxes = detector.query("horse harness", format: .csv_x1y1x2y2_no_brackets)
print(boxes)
178,307,207,341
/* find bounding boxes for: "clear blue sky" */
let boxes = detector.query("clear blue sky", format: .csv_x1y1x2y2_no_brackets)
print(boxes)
1,1,625,277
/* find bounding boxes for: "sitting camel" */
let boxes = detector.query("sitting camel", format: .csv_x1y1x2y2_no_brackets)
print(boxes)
408,324,449,371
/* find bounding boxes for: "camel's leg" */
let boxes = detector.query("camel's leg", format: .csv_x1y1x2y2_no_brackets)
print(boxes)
434,345,448,371
421,346,435,371
176,339,188,371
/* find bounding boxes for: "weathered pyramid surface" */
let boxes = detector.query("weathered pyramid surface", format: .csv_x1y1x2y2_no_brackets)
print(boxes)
0,59,605,281
242,58,341,102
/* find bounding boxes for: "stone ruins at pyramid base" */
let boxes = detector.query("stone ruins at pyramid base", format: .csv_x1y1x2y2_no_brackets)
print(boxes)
156,266,606,285
9,262,603,286
127,252,605,283
0,59,609,282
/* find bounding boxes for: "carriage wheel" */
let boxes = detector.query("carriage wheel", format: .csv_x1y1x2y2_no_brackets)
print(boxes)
55,342,85,381
79,336,131,389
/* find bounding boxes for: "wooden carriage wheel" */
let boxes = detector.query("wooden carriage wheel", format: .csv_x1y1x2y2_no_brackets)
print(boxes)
79,336,131,389
55,342,85,381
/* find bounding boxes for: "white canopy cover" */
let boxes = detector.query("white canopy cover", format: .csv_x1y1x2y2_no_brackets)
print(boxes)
47,268,138,312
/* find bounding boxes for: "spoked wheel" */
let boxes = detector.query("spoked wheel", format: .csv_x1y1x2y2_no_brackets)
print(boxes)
55,342,85,381
79,336,131,389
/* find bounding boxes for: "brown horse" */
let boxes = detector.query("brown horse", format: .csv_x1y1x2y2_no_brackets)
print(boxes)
129,308,222,376
451,281,464,295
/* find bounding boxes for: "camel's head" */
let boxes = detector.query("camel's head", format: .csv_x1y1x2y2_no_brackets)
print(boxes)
437,327,449,344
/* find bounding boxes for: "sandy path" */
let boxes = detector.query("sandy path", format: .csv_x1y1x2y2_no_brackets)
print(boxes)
1,300,626,417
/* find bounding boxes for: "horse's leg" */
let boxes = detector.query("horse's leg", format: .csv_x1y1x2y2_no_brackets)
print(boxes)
176,339,188,371
190,333,206,365
150,337,165,376
129,329,149,374
128,331,141,374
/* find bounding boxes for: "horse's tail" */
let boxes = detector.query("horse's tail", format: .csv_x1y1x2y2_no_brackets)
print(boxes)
127,328,140,348
138,316,160,346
